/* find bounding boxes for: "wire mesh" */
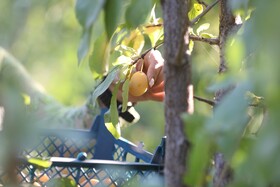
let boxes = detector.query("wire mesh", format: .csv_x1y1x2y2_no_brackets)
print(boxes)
0,129,163,186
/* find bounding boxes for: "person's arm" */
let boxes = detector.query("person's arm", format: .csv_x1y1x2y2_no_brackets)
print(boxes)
98,49,164,123
113,49,165,103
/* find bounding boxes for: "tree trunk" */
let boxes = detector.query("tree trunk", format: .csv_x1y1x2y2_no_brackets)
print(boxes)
161,0,192,186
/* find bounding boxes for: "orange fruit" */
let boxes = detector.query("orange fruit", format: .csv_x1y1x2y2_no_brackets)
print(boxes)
81,178,99,187
103,177,116,187
38,174,49,183
129,71,148,96
33,181,41,186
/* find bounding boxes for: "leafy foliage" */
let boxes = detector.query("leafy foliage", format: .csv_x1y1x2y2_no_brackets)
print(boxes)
27,157,52,170
74,0,164,135
1,0,280,186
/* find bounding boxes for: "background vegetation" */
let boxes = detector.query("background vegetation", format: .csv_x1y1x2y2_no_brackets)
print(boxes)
2,0,280,187
0,0,217,152
0,0,168,152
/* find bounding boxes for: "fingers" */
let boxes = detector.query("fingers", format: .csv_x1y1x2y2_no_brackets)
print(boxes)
144,49,164,88
130,49,164,102
147,92,165,102
135,58,144,71
148,81,164,93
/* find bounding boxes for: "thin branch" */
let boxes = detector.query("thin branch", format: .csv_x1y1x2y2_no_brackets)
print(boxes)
194,95,216,106
132,41,164,65
189,34,220,45
191,0,221,25
145,24,163,28
197,0,208,7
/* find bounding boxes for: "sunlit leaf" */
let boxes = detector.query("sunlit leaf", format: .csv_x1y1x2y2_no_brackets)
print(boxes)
104,0,126,39
110,82,120,126
122,79,130,112
197,23,210,35
132,33,145,54
143,25,163,47
102,81,123,138
200,32,215,38
115,44,138,58
45,178,76,187
104,91,122,140
187,40,194,55
122,29,145,55
105,122,121,139
188,3,203,21
113,55,132,66
89,33,109,79
27,157,52,169
125,0,153,28
75,0,105,29
89,66,120,108
22,93,31,105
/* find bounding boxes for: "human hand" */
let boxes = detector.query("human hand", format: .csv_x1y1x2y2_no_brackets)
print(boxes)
129,49,164,102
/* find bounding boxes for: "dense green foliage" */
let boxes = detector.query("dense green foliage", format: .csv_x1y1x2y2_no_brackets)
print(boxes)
1,0,280,186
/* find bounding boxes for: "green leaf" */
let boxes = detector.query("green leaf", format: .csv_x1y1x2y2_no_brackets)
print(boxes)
125,0,153,28
22,93,31,105
122,79,130,112
89,66,120,108
75,0,106,29
188,3,203,21
245,106,264,135
110,25,130,49
200,32,215,38
121,29,145,54
104,0,126,39
187,40,194,55
115,44,138,58
103,83,122,140
196,23,210,35
143,25,163,47
45,178,76,187
225,37,245,73
89,33,109,79
183,111,212,187
77,28,92,65
27,157,52,169
110,82,120,126
112,55,132,66
185,134,212,186
206,82,251,159
105,122,121,139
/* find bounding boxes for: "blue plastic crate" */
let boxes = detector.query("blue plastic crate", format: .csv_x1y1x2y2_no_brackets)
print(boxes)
0,109,165,186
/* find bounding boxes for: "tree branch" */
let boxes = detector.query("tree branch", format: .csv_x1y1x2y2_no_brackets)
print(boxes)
197,0,208,7
161,0,192,186
218,0,236,73
189,34,220,45
194,95,215,106
213,0,238,186
131,41,164,65
191,0,221,25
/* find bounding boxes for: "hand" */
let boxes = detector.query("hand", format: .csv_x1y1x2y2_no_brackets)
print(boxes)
129,49,164,102
108,49,164,104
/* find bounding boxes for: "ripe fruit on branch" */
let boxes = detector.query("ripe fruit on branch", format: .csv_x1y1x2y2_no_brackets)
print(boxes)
129,71,148,96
